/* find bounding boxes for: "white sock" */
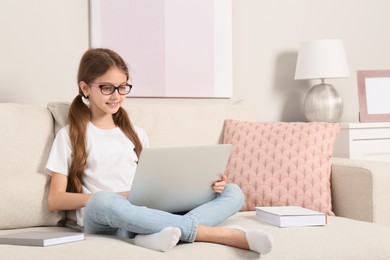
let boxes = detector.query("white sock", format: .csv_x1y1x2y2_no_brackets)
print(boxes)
245,229,274,254
134,227,181,252
228,225,274,255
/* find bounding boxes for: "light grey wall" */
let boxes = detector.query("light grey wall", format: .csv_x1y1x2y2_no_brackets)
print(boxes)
232,0,390,122
1,0,390,122
0,0,89,105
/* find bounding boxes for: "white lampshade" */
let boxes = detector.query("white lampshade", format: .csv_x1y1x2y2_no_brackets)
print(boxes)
294,39,350,80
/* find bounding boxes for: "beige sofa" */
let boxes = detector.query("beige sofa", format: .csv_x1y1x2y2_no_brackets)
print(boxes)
1,100,390,260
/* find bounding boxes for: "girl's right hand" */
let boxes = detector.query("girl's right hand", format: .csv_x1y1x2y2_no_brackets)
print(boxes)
48,172,92,211
117,191,129,199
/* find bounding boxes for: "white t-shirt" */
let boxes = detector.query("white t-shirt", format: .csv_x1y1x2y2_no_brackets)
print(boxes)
45,122,149,226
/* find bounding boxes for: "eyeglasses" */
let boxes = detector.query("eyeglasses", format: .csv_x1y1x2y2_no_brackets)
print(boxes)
89,83,132,95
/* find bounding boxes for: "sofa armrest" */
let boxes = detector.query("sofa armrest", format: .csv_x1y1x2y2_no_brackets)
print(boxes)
331,157,390,225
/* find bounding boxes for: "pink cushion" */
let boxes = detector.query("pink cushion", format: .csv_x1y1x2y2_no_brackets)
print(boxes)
223,120,340,215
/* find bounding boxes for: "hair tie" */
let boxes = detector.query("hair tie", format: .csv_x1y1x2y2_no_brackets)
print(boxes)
81,95,90,107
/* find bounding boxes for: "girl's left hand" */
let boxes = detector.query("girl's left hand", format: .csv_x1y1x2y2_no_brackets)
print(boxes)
212,175,227,193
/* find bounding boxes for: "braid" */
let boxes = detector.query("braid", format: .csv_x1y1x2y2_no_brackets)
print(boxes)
114,107,143,158
67,95,90,193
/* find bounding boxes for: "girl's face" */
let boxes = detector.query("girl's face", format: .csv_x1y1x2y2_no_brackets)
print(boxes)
80,67,128,119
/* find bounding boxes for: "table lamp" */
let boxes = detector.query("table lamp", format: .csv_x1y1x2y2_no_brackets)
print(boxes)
294,39,350,122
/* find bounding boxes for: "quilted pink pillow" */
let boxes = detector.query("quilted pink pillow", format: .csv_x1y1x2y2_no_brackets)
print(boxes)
223,120,340,215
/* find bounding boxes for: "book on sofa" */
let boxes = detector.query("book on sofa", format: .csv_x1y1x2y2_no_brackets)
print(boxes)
0,232,84,247
255,206,327,227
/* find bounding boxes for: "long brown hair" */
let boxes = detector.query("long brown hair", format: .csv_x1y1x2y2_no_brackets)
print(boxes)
67,48,143,193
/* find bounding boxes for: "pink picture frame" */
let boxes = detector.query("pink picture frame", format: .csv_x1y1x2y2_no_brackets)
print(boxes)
357,70,390,122
89,0,232,98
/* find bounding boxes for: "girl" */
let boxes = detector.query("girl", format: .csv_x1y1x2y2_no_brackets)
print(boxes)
46,48,274,254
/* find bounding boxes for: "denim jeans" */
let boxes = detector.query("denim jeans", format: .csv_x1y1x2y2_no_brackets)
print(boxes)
83,183,244,242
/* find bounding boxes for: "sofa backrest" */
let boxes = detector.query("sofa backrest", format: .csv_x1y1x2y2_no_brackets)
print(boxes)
0,103,64,229
48,100,256,147
0,100,254,230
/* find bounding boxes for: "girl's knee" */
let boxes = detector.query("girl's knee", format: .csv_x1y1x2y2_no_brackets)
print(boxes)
224,183,245,208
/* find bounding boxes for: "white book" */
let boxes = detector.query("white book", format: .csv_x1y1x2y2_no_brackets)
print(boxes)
0,231,85,247
255,206,327,227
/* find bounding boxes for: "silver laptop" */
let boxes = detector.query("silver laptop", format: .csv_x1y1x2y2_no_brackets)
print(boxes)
128,144,232,213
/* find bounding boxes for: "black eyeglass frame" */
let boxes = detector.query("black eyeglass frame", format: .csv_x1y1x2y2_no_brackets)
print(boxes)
89,83,133,95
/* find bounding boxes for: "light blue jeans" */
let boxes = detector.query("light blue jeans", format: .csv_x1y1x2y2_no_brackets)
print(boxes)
83,183,244,242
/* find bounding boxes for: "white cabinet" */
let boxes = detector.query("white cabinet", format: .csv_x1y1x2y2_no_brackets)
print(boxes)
333,122,390,162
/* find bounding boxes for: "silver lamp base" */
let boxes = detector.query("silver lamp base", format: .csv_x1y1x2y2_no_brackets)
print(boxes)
303,83,343,122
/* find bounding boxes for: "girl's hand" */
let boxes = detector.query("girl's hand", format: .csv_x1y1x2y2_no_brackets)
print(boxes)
212,175,227,193
117,191,129,199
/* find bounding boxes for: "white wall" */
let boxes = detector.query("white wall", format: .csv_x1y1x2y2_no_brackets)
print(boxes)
233,0,390,122
1,0,390,122
0,0,89,105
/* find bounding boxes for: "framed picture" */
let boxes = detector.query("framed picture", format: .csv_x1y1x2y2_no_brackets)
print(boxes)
357,70,390,122
89,0,232,98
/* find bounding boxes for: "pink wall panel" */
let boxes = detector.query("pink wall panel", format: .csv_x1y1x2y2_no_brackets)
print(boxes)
164,0,214,97
90,0,232,98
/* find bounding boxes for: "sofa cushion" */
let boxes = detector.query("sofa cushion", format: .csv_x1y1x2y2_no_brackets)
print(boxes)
0,104,65,229
2,213,390,260
46,102,69,135
223,120,340,215
48,100,256,147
